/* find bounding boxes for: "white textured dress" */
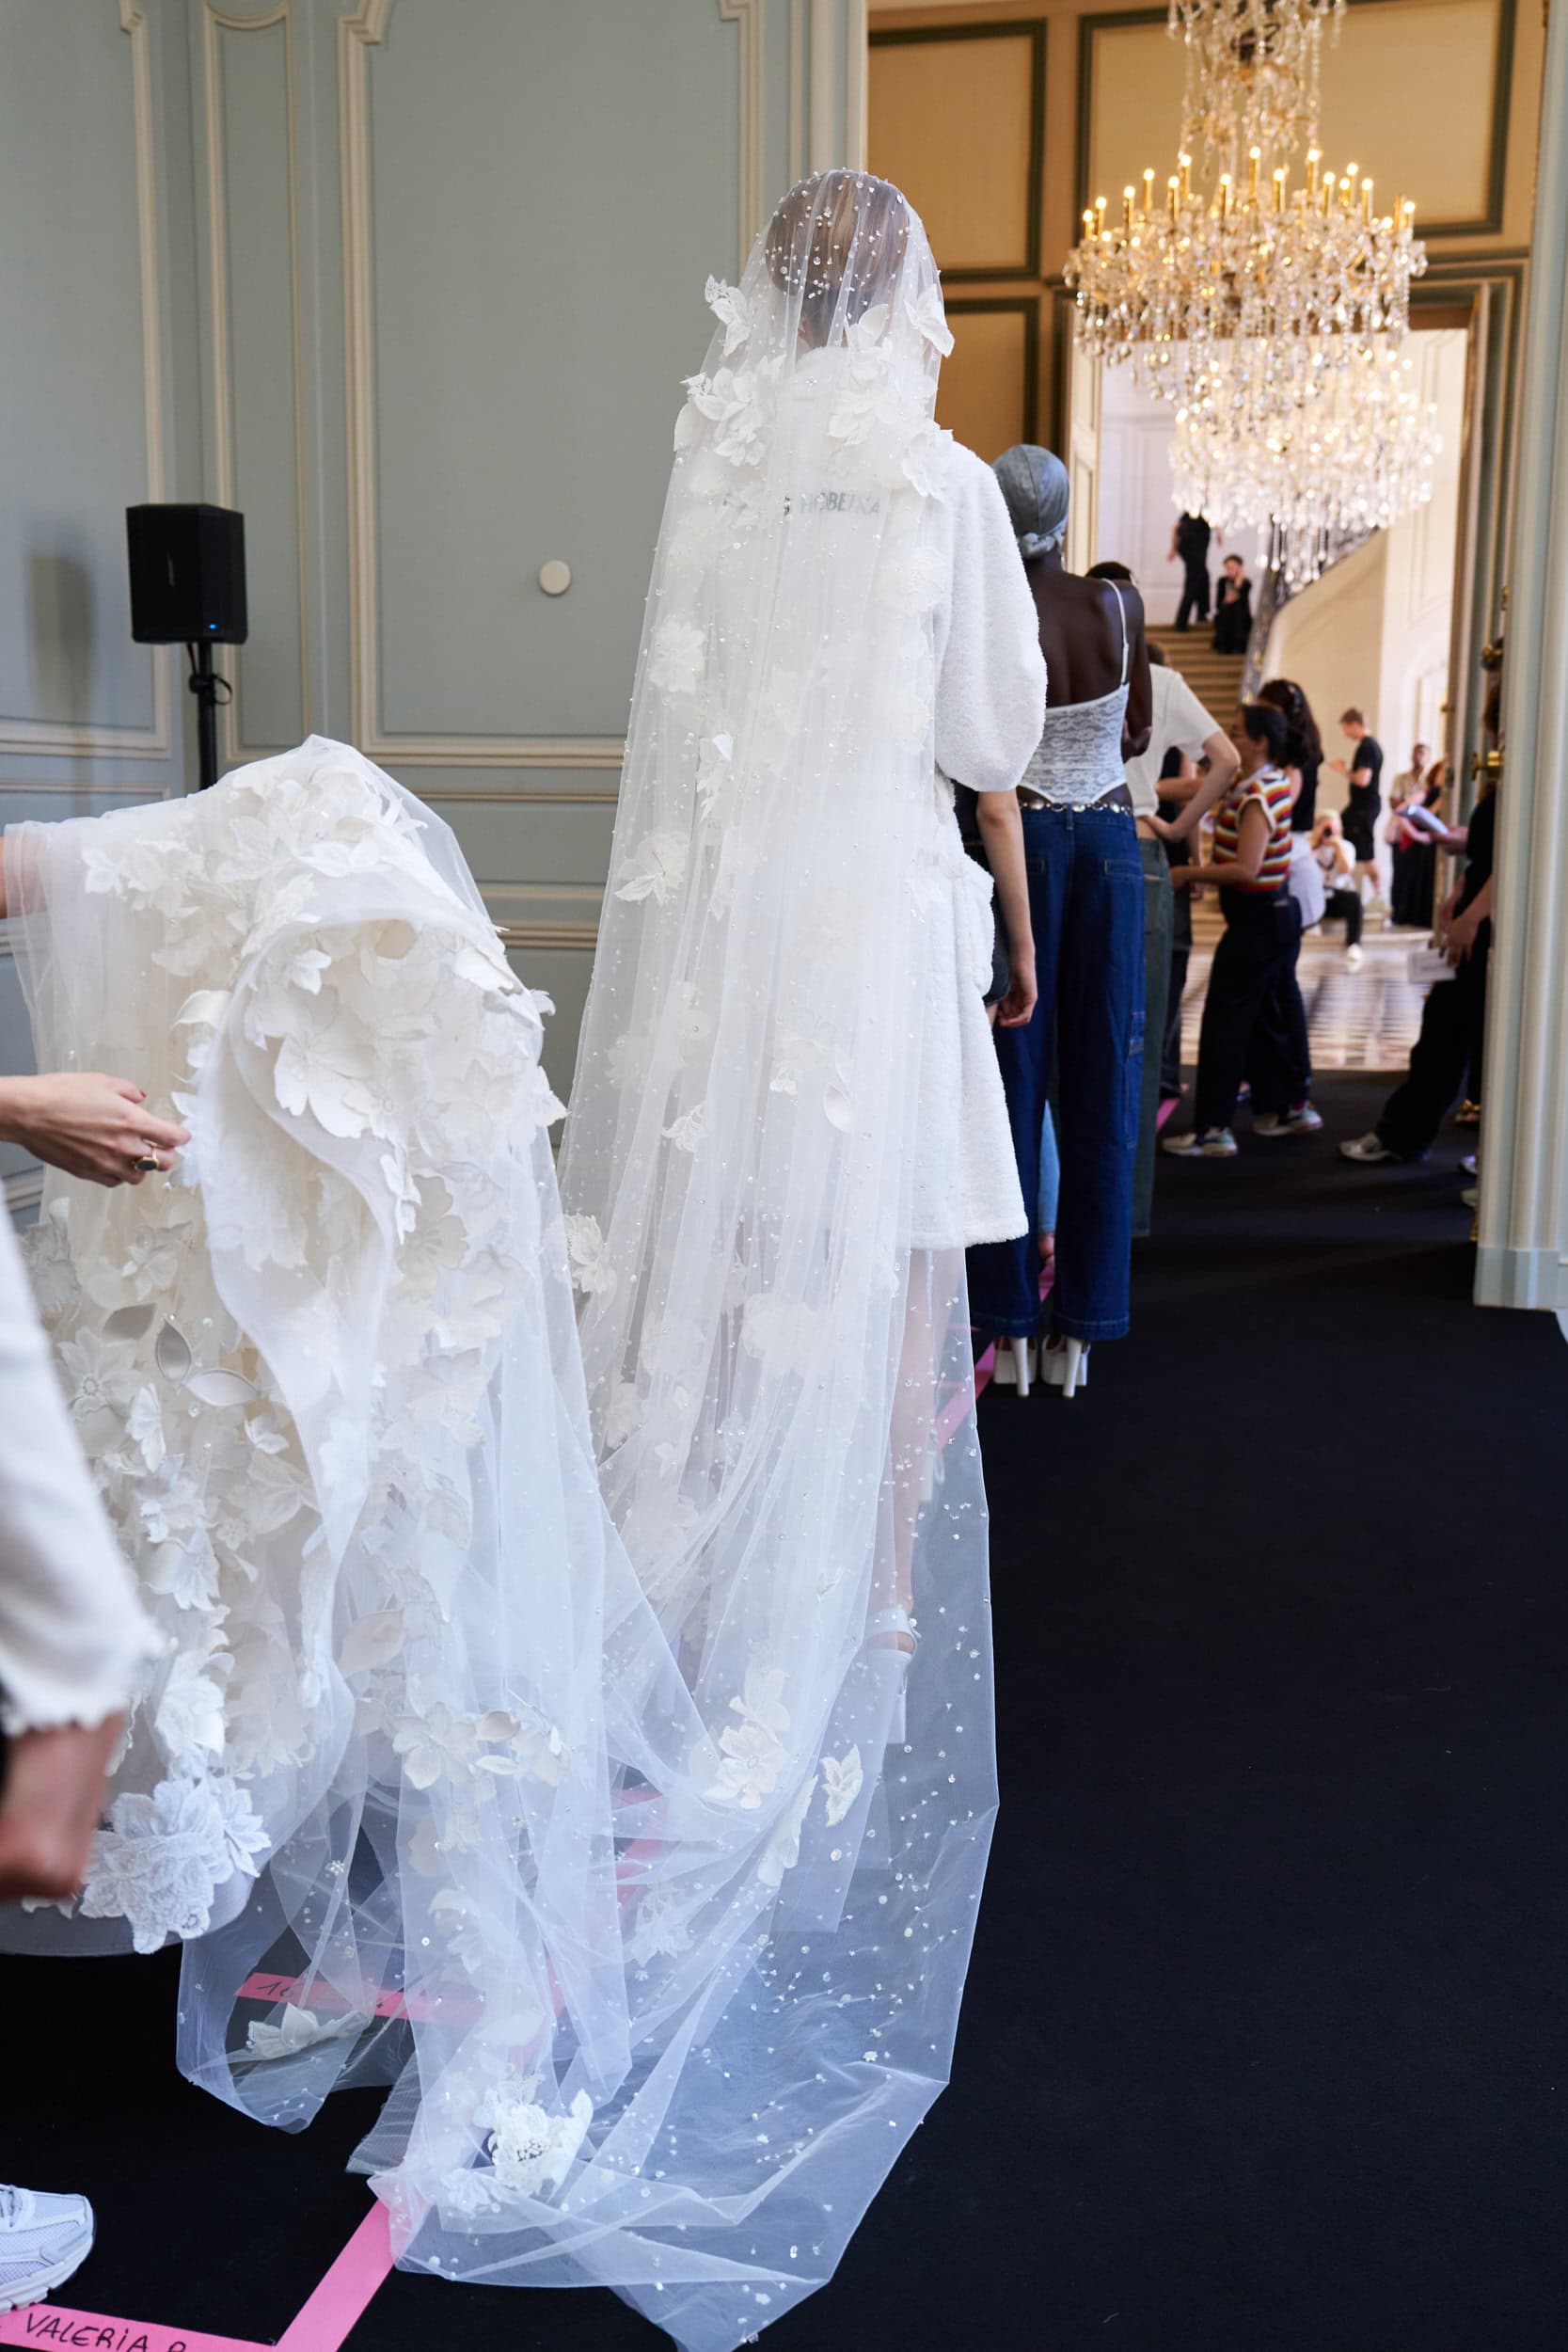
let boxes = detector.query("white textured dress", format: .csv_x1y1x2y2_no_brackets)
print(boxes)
909,439,1047,1250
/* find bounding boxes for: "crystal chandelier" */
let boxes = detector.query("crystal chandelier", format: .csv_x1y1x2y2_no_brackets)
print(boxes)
1170,340,1441,588
1062,0,1433,580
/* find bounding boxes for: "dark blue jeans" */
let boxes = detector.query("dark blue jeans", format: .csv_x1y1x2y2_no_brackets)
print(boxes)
969,803,1144,1343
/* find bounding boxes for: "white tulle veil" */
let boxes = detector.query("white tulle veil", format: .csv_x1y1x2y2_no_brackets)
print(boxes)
1,170,1000,2352
553,170,1001,2342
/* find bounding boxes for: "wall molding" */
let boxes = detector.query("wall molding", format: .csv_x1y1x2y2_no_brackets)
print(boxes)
496,921,601,953
201,1,312,765
721,0,768,256
0,0,173,762
417,783,621,804
944,294,1041,442
5,1169,43,1220
339,0,769,771
870,16,1044,278
0,773,173,799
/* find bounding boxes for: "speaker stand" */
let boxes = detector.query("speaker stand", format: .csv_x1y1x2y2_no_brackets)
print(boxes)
187,640,222,791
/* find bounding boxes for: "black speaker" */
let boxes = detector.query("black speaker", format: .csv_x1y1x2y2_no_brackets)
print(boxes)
126,502,247,644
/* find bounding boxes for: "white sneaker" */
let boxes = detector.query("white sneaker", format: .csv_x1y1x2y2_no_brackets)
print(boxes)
1162,1126,1238,1158
1345,943,1364,969
1338,1131,1401,1164
1254,1104,1324,1137
0,2185,95,2312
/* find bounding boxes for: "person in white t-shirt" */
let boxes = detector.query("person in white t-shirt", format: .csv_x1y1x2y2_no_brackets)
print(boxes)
1089,569,1240,1234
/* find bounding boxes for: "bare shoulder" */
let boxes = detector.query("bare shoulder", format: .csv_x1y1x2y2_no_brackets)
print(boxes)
1084,572,1145,624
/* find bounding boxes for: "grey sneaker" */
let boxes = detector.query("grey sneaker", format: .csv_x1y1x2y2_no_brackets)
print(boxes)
1338,1132,1401,1164
0,2185,95,2312
1162,1126,1238,1158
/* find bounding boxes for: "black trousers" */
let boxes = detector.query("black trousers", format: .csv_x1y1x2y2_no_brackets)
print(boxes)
1323,885,1363,947
1175,558,1211,629
1375,935,1490,1158
1390,840,1437,927
1194,890,1310,1131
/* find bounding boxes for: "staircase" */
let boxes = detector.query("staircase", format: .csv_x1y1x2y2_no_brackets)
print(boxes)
1147,625,1244,725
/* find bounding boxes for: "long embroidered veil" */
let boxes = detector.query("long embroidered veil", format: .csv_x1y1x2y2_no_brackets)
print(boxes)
552,172,1003,2341
2,171,1002,2352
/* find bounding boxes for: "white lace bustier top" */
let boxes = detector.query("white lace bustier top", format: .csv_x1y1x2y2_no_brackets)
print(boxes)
1019,582,1132,809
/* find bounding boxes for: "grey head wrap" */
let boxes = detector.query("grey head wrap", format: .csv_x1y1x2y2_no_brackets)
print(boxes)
994,443,1069,558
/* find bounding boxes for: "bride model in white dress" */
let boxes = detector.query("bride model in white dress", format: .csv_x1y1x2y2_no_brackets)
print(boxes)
0,173,1041,2352
557,170,1045,2340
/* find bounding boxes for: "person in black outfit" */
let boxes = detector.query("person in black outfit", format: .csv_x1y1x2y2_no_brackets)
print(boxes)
1170,512,1212,630
1212,554,1252,654
1387,755,1445,927
1257,676,1323,832
1338,783,1498,1162
1329,707,1384,897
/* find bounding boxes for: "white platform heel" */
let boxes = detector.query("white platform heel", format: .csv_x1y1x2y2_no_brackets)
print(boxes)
866,1606,918,1746
990,1338,1035,1394
1042,1337,1088,1398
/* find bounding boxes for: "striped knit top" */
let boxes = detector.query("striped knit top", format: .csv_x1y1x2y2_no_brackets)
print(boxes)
1212,764,1294,895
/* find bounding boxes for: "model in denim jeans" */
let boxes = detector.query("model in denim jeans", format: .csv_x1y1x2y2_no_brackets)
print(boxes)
966,447,1153,1359
970,804,1147,1341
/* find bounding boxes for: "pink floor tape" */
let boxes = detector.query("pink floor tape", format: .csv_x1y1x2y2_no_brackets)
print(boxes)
0,2207,394,2352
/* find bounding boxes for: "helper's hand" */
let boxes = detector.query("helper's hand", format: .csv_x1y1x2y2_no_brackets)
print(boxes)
0,1073,189,1186
996,948,1038,1028
0,1716,122,1902
1444,908,1481,965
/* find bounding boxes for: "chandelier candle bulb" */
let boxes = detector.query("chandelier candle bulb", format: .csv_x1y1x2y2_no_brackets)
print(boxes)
1167,174,1180,222
1096,194,1106,232
1273,167,1287,214
1307,148,1320,198
1123,186,1135,230
1362,178,1373,223
1248,147,1261,201
1218,173,1232,219
1180,151,1193,202
1143,167,1155,214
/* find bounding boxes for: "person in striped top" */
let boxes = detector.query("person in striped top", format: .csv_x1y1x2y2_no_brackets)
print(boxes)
1159,702,1320,1157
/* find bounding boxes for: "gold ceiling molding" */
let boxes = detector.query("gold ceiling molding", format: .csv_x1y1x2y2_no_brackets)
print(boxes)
0,1,172,766
202,2,313,767
1076,0,1519,243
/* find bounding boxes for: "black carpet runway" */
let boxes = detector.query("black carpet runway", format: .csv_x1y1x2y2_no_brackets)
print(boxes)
6,1076,1566,2351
